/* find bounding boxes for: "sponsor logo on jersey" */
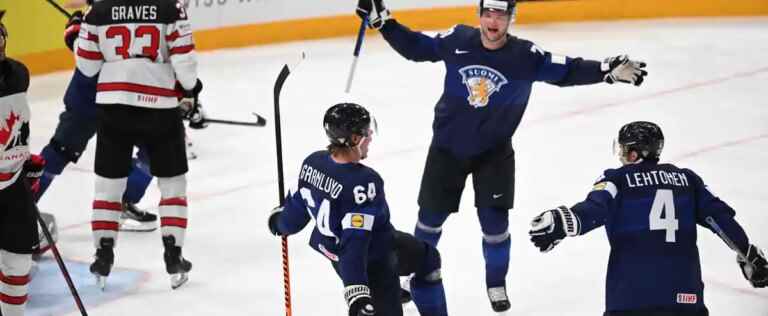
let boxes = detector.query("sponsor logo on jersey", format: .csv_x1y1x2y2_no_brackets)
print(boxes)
676,293,697,304
318,244,339,262
592,182,607,191
351,214,365,228
459,65,508,108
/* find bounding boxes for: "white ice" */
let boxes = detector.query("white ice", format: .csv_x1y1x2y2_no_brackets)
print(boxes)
26,17,768,315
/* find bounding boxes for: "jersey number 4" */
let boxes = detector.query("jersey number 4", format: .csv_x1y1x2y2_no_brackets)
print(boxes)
649,189,679,243
106,25,161,61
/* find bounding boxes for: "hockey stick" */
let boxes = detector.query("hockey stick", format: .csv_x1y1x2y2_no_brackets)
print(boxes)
44,0,73,18
26,183,88,315
187,114,267,127
705,216,747,261
344,19,368,93
273,52,306,316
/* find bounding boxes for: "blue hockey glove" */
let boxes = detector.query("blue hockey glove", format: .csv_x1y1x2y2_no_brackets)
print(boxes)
739,244,768,288
602,55,647,86
267,206,284,236
356,0,390,30
529,206,580,252
345,285,375,316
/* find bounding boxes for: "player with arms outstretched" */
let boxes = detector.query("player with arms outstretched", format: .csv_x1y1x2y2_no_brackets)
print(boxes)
75,0,201,289
0,11,46,316
355,0,648,311
268,103,448,316
529,121,767,316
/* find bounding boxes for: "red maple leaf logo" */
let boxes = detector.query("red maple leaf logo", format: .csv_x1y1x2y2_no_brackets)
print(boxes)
0,112,19,148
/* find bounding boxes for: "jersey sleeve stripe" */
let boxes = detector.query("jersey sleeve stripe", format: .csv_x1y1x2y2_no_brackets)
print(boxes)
0,172,15,181
97,82,180,97
165,31,191,42
76,48,103,60
78,32,99,43
169,44,195,56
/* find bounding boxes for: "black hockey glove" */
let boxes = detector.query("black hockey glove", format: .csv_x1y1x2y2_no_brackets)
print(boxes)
179,79,204,126
602,55,647,86
64,11,84,51
268,206,284,236
529,206,580,253
738,244,768,288
345,285,375,316
356,0,390,30
24,154,46,195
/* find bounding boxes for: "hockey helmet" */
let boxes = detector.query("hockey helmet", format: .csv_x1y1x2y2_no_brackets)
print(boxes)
615,121,665,160
323,103,373,147
479,0,516,16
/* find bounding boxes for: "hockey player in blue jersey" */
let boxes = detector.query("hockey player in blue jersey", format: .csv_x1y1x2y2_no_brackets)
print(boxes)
355,0,648,311
529,121,767,316
268,103,448,316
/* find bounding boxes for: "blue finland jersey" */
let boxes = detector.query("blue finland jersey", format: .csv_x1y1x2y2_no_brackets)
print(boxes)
276,151,395,286
380,21,605,158
63,68,98,118
572,160,750,312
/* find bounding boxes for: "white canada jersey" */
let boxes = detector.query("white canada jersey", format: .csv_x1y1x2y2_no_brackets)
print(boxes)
76,0,197,109
0,58,31,190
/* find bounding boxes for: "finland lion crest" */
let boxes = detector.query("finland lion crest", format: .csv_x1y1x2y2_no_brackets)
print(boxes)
459,65,508,108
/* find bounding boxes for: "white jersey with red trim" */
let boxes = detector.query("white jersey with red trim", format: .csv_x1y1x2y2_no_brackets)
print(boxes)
76,0,197,109
0,58,31,191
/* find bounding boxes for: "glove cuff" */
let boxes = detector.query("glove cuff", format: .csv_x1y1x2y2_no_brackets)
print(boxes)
555,206,580,237
344,284,371,307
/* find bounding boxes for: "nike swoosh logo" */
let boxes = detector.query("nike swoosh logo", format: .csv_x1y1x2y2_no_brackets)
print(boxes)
493,194,504,199
455,49,469,54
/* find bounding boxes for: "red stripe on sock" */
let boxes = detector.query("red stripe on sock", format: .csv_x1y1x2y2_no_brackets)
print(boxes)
92,221,119,231
159,197,187,207
0,293,27,305
0,272,29,286
161,217,188,228
93,200,122,211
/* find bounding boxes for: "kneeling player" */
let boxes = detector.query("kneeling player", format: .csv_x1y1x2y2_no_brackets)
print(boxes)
529,121,767,316
268,103,448,316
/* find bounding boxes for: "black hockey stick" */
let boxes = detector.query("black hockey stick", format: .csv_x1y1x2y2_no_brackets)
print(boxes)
44,0,73,19
705,216,747,260
344,18,368,93
26,183,88,315
190,113,267,127
273,52,305,316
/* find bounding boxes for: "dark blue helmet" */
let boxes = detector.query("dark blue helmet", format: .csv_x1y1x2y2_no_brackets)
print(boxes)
618,121,664,160
323,103,371,147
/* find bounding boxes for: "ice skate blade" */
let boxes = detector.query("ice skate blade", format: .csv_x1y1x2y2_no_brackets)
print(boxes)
170,272,189,290
119,219,158,232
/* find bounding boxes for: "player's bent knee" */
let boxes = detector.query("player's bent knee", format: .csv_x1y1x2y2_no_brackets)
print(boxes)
48,138,85,163
158,175,187,198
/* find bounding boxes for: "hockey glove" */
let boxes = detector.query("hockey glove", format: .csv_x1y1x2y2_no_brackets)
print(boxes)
738,244,768,288
187,102,208,129
356,0,390,30
179,79,204,122
345,285,376,316
602,55,647,86
529,206,580,253
268,206,284,236
24,154,46,195
64,10,84,51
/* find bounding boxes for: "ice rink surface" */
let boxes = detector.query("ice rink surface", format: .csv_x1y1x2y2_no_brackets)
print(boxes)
25,17,768,315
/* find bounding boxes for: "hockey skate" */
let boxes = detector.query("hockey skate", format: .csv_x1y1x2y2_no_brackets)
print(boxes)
487,286,511,312
163,236,192,290
90,238,115,291
119,202,158,232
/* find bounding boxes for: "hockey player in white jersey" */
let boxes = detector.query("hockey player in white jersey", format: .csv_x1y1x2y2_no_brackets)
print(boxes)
75,0,202,290
0,11,47,316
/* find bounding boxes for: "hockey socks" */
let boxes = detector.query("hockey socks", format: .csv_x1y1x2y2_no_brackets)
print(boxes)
158,175,188,247
0,251,32,316
92,176,127,247
414,209,449,248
